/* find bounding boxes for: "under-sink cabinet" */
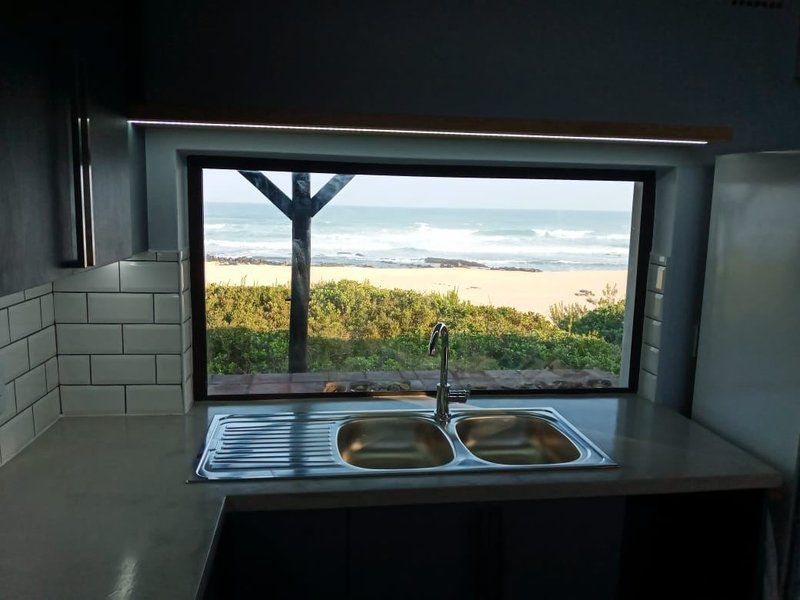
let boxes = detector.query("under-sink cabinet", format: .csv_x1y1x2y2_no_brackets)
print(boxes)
199,490,764,600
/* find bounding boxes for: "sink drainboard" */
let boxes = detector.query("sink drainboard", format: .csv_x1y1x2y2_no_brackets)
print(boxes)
197,413,339,478
195,408,616,481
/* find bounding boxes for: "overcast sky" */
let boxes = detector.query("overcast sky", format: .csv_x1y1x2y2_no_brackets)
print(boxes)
203,169,634,211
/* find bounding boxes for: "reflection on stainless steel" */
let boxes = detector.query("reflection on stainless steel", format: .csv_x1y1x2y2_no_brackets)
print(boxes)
196,407,616,481
456,415,580,465
428,322,469,424
337,417,454,469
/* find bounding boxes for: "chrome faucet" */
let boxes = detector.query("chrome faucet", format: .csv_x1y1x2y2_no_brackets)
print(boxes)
428,322,469,423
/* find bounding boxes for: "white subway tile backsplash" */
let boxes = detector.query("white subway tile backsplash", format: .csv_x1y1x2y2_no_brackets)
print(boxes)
58,355,91,385
88,293,154,323
14,365,46,411
156,355,181,384
643,318,662,348
53,263,120,292
45,357,58,391
0,309,9,348
641,344,659,376
639,370,658,402
24,283,52,299
647,264,666,293
120,261,180,293
183,376,193,412
9,299,41,341
182,347,192,382
40,294,54,327
181,260,190,291
181,291,191,322
91,355,156,385
54,293,88,323
0,383,16,427
32,389,60,434
0,408,34,464
123,324,181,354
182,318,192,352
645,292,664,322
61,386,125,415
0,253,200,466
649,253,669,267
0,254,193,443
154,294,180,323
0,340,29,383
28,326,56,367
57,324,122,354
126,385,183,414
127,251,157,262
0,292,25,310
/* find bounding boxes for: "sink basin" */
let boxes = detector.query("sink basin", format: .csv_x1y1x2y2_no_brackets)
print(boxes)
196,408,614,480
337,417,454,470
456,415,580,465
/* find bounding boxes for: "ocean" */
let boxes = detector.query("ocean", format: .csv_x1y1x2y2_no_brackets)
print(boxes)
203,203,632,271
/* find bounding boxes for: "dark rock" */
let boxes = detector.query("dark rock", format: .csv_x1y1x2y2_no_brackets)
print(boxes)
424,257,488,268
206,255,288,266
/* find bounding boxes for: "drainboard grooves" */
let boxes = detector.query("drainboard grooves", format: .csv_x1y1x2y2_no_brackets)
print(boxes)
204,415,337,474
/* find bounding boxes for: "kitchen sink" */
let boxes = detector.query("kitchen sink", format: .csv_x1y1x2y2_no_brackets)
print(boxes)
337,417,454,469
195,407,615,480
455,414,580,465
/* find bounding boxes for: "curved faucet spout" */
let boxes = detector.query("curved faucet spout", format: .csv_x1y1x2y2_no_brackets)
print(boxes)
428,322,467,424
428,322,448,356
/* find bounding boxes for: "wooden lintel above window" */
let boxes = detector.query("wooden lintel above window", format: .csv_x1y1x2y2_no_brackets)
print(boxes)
130,106,732,145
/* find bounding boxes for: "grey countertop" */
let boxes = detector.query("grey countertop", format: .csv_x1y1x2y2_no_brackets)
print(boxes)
0,395,781,599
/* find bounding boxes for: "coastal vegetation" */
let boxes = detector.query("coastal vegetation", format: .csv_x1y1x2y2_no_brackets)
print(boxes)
206,280,625,376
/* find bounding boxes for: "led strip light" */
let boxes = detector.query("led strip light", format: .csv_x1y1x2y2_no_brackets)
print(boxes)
128,119,709,146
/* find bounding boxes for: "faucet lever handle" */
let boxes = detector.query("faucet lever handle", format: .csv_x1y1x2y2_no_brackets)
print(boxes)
448,388,470,403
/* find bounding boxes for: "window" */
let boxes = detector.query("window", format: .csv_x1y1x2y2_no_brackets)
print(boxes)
188,157,654,399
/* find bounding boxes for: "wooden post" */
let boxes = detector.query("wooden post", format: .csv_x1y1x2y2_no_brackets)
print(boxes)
239,170,354,373
289,213,311,372
289,173,312,373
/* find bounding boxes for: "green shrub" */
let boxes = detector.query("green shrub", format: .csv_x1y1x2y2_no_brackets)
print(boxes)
549,302,588,332
207,328,288,374
205,280,622,376
572,301,625,345
206,280,555,338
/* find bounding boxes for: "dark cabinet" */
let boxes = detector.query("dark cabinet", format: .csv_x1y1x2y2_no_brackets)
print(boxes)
0,9,146,296
203,509,349,599
200,491,765,600
498,498,624,599
200,498,625,600
71,11,147,269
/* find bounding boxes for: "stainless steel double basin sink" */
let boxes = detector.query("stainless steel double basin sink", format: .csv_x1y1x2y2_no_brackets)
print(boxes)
196,407,615,480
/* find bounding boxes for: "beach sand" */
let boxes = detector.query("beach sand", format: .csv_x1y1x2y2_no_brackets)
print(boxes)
205,262,628,314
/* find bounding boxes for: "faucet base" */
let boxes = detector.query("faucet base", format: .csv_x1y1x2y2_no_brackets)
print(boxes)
434,383,451,424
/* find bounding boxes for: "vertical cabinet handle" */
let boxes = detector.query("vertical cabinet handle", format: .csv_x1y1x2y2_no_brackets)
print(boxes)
70,59,95,268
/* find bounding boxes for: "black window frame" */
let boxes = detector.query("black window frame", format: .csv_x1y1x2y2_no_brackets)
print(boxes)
188,155,656,402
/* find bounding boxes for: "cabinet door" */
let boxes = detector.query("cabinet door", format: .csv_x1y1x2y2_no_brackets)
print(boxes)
202,509,349,600
0,13,145,296
348,503,482,600
499,498,625,600
0,29,76,295
75,9,147,267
